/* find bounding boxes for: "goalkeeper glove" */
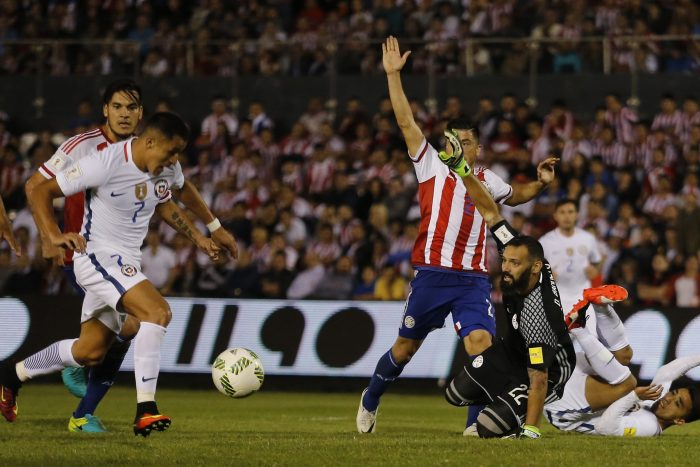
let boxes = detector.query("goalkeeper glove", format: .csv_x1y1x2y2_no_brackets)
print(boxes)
438,129,471,177
519,425,541,439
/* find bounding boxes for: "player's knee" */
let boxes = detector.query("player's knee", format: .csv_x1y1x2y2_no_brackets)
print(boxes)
119,316,140,339
142,304,172,327
464,330,492,356
391,340,419,364
613,346,633,366
73,346,107,366
476,404,519,438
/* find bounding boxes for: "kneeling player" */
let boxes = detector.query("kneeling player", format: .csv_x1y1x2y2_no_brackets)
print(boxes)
545,287,700,436
437,153,575,439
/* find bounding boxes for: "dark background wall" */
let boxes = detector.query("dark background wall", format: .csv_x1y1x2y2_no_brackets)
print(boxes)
1,74,697,135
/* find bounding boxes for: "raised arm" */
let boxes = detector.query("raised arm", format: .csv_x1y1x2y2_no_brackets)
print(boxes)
504,157,558,206
174,179,238,258
383,36,423,156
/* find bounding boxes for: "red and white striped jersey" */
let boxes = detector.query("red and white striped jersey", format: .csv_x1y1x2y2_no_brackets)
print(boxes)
605,107,638,144
410,139,512,274
651,110,683,136
38,128,111,263
307,158,335,194
680,111,700,143
593,140,628,168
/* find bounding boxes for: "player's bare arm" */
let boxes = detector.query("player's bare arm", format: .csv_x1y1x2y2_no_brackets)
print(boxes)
25,177,86,253
383,36,423,156
0,195,20,255
24,174,65,263
156,199,220,261
525,367,548,429
173,179,238,258
504,157,559,206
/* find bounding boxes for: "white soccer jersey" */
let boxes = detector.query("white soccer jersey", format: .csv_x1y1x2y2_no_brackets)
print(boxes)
55,138,181,264
539,227,602,313
545,355,700,437
410,138,512,274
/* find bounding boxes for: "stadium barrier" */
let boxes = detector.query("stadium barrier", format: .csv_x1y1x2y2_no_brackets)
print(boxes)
1,296,698,382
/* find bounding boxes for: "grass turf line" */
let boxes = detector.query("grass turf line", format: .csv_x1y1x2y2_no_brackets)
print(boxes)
0,385,698,466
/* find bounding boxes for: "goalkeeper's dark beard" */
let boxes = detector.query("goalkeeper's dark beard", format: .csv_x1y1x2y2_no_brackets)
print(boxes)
501,269,532,296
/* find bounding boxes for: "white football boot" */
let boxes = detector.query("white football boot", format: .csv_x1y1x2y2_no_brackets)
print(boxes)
356,388,378,433
463,423,478,437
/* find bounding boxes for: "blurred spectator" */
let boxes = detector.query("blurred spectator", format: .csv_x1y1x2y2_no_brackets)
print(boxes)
312,255,355,300
260,250,295,298
666,255,700,307
374,264,406,300
141,230,177,293
200,95,238,143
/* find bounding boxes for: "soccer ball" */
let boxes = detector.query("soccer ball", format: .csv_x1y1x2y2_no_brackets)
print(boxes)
211,348,264,398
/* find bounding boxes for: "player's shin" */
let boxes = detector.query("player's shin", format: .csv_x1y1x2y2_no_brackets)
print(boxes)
570,328,630,384
363,350,406,411
592,304,629,352
74,337,131,418
16,339,82,383
133,322,166,409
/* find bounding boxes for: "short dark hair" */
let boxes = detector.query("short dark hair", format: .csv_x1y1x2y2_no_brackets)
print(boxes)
143,112,190,141
670,380,700,423
103,79,141,106
506,235,545,263
555,199,578,211
446,117,480,140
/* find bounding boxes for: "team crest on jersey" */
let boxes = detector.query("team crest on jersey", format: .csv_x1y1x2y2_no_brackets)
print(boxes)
154,179,170,200
472,355,483,368
135,183,147,200
120,264,137,277
404,316,415,328
512,314,519,329
566,248,574,256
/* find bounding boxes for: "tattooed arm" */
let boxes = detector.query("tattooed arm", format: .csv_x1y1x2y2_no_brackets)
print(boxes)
156,200,220,260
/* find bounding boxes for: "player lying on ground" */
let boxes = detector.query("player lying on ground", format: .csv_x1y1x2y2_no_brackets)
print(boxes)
0,195,19,255
0,112,220,436
24,79,238,434
357,35,558,435
437,147,574,439
544,288,700,436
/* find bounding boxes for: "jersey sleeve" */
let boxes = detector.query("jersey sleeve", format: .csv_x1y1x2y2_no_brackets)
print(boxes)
38,148,71,179
408,138,449,183
651,354,700,397
596,392,661,437
171,162,185,189
55,152,110,197
481,168,513,204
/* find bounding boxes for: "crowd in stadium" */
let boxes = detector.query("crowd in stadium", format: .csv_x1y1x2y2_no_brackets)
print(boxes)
0,0,699,76
0,84,699,308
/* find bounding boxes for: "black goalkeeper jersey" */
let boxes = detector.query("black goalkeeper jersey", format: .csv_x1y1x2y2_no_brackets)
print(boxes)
502,260,576,400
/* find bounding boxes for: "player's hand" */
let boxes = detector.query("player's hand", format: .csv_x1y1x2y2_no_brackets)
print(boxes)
0,221,20,256
198,237,221,262
41,238,65,266
211,227,238,260
382,36,411,74
519,424,541,439
437,131,471,177
536,156,559,185
50,232,86,254
635,384,663,401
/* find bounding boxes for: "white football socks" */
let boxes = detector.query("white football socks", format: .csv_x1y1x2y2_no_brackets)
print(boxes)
592,303,629,352
570,328,631,385
134,322,166,403
16,338,81,382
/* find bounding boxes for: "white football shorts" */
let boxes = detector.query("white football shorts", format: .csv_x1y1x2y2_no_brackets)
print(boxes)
73,250,148,334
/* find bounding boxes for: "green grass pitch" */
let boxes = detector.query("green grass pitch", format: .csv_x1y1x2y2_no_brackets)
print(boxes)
0,384,698,466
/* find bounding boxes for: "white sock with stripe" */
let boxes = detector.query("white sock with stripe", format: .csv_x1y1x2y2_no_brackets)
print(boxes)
134,322,166,403
570,328,630,385
16,339,81,382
